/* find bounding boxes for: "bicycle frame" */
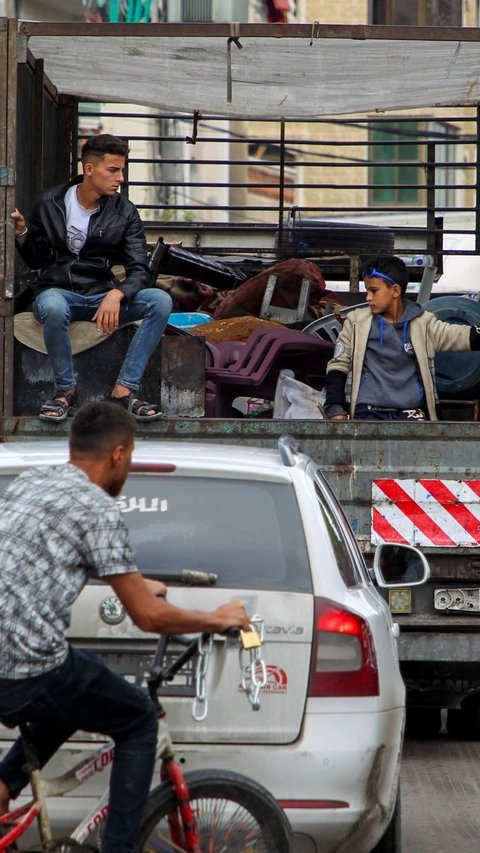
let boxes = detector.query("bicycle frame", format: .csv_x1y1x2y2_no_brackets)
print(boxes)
0,635,212,852
0,627,263,852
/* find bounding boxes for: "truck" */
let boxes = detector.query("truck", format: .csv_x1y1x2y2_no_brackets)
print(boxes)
3,17,480,739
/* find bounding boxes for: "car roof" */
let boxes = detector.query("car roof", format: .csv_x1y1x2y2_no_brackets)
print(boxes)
0,439,306,481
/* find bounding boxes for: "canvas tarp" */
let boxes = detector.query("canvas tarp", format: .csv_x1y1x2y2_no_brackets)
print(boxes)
17,21,480,118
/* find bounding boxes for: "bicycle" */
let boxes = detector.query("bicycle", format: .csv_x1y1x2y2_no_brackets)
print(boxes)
0,620,293,852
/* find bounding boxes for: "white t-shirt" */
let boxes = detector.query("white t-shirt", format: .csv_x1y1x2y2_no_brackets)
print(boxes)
64,185,99,254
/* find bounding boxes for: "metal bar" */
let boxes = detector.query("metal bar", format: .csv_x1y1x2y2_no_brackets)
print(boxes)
32,57,44,198
126,181,472,191
56,97,77,184
0,19,8,316
25,48,57,99
434,215,444,276
78,110,478,124
277,118,286,247
18,21,480,42
476,105,480,256
416,265,437,304
425,141,436,258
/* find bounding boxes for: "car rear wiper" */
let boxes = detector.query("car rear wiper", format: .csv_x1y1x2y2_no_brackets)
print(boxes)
157,569,218,586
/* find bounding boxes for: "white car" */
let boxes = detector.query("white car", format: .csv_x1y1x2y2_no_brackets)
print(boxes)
0,436,428,853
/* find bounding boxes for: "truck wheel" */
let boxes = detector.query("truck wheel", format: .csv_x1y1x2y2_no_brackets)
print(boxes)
447,700,480,739
405,707,442,739
446,708,464,738
423,297,480,396
371,789,401,853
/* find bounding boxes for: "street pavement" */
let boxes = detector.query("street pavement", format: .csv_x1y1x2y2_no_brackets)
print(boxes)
402,733,480,851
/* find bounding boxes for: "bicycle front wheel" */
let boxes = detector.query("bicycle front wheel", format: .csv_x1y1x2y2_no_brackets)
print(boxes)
139,768,293,852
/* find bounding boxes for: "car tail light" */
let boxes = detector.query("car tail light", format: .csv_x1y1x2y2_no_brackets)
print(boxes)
308,597,379,697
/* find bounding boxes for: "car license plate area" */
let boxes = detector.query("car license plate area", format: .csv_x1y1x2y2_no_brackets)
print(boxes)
93,649,198,696
434,588,480,612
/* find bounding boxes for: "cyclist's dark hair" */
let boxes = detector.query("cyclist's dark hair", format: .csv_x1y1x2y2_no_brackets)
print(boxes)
69,401,136,457
81,134,129,164
363,256,409,295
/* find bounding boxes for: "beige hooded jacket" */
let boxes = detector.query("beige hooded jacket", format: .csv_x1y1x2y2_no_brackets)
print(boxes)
326,306,472,421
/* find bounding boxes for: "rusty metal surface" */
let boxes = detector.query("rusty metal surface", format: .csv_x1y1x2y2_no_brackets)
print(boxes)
160,336,205,417
0,19,17,416
0,419,478,539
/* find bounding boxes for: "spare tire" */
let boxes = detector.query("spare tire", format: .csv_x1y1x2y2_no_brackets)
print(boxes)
277,220,395,254
423,296,480,396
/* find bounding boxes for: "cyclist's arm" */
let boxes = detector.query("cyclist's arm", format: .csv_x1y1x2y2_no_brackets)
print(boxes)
144,577,168,598
107,572,250,634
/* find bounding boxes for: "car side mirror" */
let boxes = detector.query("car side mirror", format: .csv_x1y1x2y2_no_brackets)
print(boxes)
373,543,430,588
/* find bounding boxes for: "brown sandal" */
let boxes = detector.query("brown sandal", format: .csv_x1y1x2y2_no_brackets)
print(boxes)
110,393,163,422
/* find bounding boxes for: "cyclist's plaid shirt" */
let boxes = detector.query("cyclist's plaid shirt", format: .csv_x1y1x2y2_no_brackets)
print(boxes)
0,464,137,678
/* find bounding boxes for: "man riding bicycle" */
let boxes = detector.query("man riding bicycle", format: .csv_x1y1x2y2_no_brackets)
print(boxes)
0,402,249,853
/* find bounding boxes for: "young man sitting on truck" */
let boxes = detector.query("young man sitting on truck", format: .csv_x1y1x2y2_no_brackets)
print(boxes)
324,255,480,421
11,134,172,423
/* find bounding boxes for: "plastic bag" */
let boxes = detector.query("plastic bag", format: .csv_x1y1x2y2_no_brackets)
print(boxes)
273,370,326,419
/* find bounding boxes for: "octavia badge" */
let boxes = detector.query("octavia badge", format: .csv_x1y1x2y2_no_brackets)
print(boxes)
99,596,125,625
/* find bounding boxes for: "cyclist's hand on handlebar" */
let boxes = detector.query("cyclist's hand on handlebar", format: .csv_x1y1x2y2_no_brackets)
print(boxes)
145,578,168,598
213,600,251,633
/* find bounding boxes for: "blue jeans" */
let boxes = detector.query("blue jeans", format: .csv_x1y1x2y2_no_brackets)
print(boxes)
0,647,158,853
354,404,428,421
33,287,173,395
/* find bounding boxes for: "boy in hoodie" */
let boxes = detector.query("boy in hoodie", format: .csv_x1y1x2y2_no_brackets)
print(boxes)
324,256,480,421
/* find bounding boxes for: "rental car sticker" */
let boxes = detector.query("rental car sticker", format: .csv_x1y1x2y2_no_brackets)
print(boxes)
238,665,288,696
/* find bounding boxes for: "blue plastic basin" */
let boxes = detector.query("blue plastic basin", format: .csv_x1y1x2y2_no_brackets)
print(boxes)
168,312,213,330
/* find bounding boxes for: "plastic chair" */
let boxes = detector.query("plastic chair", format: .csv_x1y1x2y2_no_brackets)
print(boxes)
302,303,368,343
205,327,334,417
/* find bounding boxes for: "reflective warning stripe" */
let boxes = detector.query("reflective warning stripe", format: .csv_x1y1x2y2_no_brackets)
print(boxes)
372,507,410,545
419,480,480,544
372,479,480,547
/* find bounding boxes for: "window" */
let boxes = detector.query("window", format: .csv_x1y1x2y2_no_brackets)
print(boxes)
314,475,367,588
370,121,420,206
370,119,462,209
248,142,296,204
372,0,462,26
120,474,313,592
180,0,212,20
167,0,249,20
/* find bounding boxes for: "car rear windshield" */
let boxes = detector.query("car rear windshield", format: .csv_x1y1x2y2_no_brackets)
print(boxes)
120,474,312,592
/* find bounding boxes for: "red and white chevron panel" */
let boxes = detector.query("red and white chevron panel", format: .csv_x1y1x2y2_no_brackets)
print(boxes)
371,479,480,547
